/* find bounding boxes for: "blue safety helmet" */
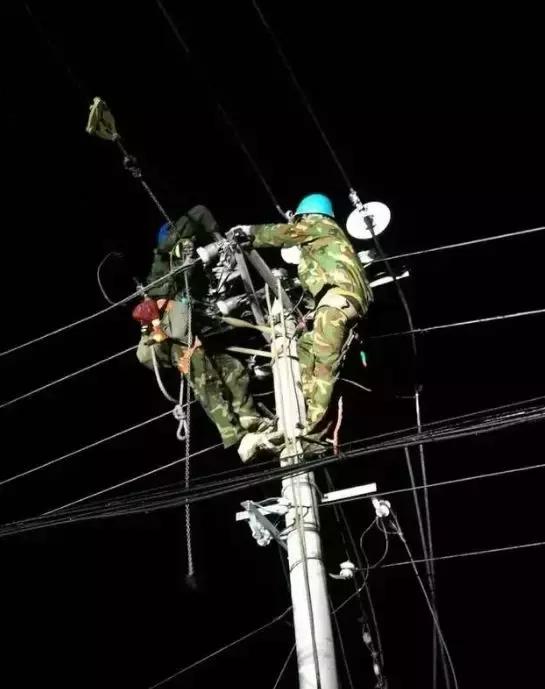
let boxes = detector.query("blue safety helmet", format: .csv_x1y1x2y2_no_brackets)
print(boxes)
157,222,171,246
294,193,334,218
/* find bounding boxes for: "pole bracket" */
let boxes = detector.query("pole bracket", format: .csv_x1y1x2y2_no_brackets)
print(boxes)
236,499,289,550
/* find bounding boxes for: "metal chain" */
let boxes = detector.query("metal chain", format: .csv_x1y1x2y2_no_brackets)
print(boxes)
139,178,176,230
114,138,176,231
183,271,194,580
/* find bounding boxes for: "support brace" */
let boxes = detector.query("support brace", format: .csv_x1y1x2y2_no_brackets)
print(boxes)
236,500,289,550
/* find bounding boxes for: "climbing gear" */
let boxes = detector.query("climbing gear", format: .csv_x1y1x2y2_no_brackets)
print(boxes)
177,336,202,375
294,193,334,218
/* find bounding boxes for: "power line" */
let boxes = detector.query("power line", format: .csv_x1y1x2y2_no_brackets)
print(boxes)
330,538,545,638
23,2,90,105
271,644,296,689
0,345,137,411
2,395,544,539
373,224,545,264
382,539,545,569
148,606,292,688
155,0,284,216
0,409,172,488
0,304,128,360
9,399,545,530
331,603,356,689
371,306,545,340
39,402,545,520
2,393,544,533
324,470,386,673
42,441,224,516
16,386,539,512
0,260,197,360
391,512,459,689
331,460,545,508
250,0,353,190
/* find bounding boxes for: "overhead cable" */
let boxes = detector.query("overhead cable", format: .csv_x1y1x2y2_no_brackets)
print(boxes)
0,260,198,359
371,306,545,340
148,606,292,688
391,512,459,689
383,539,545,569
155,0,284,216
373,224,545,264
2,396,544,538
0,409,172,488
42,441,224,516
8,399,545,530
0,345,137,410
250,0,353,189
271,644,296,689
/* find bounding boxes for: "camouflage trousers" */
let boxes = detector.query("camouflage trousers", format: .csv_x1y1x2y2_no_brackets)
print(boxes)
136,301,263,448
297,291,359,434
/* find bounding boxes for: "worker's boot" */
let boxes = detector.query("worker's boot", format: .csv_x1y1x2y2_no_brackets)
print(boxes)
237,427,284,463
239,415,274,433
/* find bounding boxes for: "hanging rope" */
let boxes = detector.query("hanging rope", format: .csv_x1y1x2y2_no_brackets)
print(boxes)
151,346,178,404
172,377,189,440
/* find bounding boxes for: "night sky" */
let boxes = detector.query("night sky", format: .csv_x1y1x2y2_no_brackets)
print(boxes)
1,2,544,688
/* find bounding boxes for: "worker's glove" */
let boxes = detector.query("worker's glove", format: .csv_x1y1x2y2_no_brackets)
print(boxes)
173,238,196,262
226,225,253,245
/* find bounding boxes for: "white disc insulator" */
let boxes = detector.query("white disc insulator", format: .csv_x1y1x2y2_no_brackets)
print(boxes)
346,201,391,240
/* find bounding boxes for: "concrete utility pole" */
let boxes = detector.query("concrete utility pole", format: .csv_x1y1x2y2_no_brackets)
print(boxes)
269,286,339,689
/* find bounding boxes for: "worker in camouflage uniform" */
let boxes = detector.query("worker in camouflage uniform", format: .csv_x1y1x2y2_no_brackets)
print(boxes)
134,205,272,460
233,194,372,439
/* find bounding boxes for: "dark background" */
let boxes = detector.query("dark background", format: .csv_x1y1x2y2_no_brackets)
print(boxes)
0,2,543,687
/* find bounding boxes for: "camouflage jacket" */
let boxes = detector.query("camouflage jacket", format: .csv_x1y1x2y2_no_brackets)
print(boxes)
147,205,220,299
251,214,373,313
